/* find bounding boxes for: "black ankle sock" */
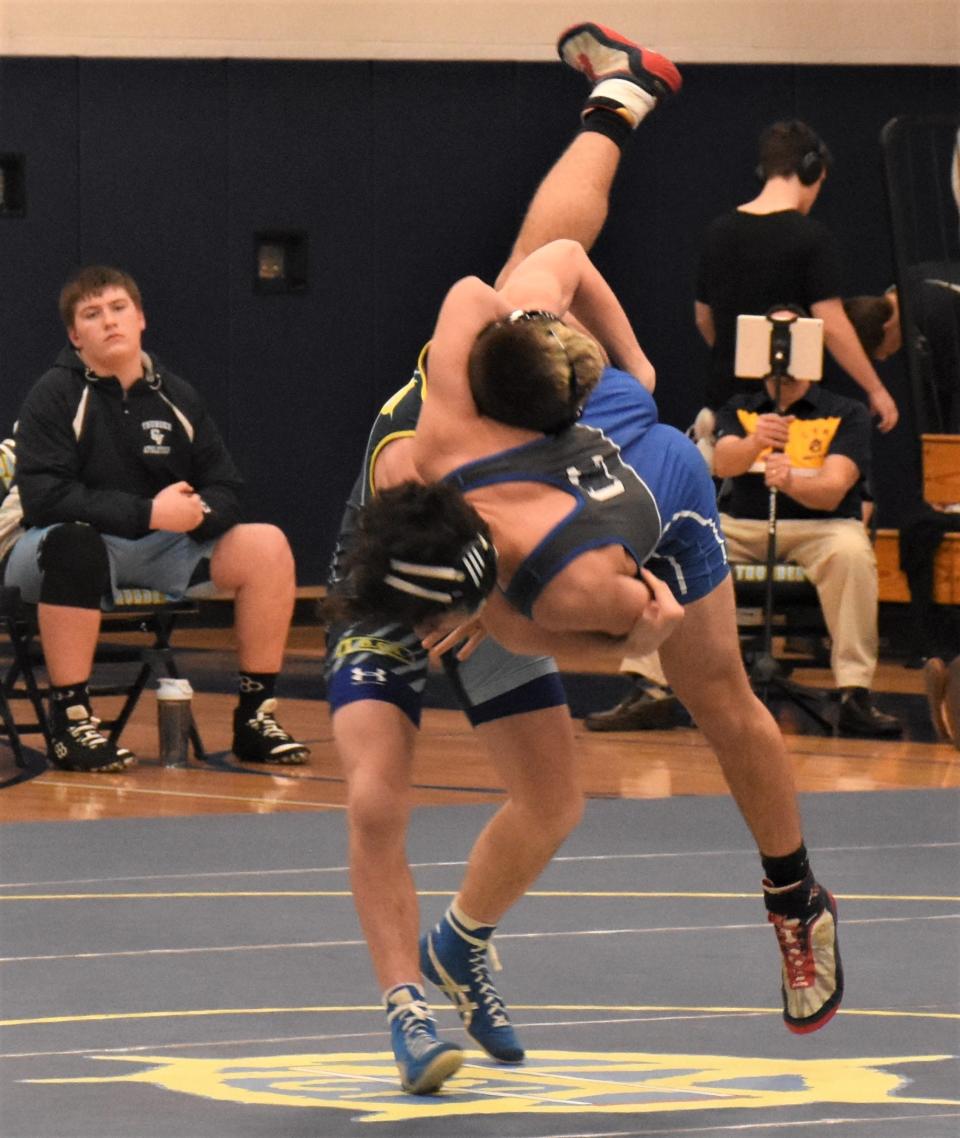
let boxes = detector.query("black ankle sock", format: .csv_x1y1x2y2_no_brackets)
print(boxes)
237,672,277,716
49,682,91,730
580,107,633,151
761,844,810,890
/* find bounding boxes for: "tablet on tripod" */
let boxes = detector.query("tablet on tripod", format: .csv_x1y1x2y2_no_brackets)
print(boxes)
729,307,832,731
734,312,824,382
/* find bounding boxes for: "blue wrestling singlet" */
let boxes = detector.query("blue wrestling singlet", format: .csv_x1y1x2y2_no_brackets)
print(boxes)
445,368,729,611
582,370,729,604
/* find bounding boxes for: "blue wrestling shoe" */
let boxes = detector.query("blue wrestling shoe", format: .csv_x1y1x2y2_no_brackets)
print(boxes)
384,984,463,1095
420,911,525,1063
764,874,843,1034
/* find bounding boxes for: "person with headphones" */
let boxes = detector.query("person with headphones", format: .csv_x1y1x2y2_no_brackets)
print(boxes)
696,119,898,437
586,119,900,735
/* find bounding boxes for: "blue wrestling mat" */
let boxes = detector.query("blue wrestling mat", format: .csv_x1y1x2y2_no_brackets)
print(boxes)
1,790,957,1137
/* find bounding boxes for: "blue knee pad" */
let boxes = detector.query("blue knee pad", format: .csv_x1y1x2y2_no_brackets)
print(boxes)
38,523,109,608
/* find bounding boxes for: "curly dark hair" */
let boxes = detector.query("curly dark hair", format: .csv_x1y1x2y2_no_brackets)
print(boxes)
323,481,495,626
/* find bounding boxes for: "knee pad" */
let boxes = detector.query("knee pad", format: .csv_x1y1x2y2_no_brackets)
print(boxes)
38,523,109,608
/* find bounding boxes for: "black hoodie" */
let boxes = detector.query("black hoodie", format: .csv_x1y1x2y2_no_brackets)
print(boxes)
15,347,244,542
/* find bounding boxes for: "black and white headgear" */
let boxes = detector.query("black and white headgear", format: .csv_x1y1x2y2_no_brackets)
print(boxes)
383,533,498,612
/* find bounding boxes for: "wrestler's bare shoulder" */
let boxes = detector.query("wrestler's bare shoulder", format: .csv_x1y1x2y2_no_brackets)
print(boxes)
373,436,420,492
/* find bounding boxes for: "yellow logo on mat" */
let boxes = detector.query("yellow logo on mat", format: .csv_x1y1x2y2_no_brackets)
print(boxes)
30,1050,959,1122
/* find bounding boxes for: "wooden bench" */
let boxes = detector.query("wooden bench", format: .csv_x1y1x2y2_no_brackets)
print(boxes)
922,434,960,508
876,528,960,604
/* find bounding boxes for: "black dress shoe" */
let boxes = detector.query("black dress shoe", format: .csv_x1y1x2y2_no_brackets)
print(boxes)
584,679,683,732
837,687,903,738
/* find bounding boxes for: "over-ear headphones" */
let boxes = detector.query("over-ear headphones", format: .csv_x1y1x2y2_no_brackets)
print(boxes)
797,143,826,186
755,123,828,186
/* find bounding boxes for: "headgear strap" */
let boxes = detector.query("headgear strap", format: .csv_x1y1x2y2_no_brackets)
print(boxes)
505,309,560,324
383,533,498,610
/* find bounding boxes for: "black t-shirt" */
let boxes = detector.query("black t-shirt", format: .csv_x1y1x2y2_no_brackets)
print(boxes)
714,383,871,521
696,210,842,409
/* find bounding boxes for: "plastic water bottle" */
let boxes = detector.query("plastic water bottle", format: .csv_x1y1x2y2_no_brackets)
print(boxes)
157,677,193,767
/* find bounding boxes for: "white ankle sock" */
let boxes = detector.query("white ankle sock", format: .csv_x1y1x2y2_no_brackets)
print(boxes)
590,78,657,127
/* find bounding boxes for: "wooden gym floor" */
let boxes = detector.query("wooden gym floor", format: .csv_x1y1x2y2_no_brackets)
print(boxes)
0,617,956,823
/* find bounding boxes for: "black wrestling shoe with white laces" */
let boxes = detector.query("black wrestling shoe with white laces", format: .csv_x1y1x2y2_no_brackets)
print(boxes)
48,705,136,772
764,874,843,1034
232,698,310,764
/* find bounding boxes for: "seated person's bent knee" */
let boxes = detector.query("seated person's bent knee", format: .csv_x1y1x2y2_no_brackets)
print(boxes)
38,523,110,608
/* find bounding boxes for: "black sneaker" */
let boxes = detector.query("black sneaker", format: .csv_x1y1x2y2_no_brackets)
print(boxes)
232,698,309,764
49,705,136,772
764,874,843,1034
837,687,902,738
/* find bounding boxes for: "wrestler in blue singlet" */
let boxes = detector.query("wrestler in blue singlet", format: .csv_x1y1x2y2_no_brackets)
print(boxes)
581,369,729,604
444,367,729,616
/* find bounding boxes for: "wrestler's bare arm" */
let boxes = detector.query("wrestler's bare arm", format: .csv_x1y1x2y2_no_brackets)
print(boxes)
416,241,654,478
533,559,682,651
498,239,656,391
424,276,509,415
430,565,683,663
423,590,638,665
413,276,516,474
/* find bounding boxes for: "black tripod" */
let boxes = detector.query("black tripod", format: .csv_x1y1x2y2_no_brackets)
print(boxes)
745,312,833,731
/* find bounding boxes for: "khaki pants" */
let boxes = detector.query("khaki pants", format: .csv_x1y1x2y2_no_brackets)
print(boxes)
622,513,879,691
720,513,879,690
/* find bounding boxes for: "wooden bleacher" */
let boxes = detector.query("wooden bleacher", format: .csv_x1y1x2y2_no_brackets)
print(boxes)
875,434,960,604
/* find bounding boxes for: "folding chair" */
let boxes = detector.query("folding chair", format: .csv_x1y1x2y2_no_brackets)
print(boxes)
732,560,827,661
0,587,206,769
0,585,43,767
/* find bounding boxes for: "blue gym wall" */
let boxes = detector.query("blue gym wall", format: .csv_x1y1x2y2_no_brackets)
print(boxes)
0,57,956,581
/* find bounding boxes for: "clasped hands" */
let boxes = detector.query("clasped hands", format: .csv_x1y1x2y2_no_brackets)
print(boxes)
755,412,795,493
149,481,210,532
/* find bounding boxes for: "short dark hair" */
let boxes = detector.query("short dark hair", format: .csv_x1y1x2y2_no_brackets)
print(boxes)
59,266,143,329
324,481,495,626
467,317,604,433
757,120,832,183
842,294,894,356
